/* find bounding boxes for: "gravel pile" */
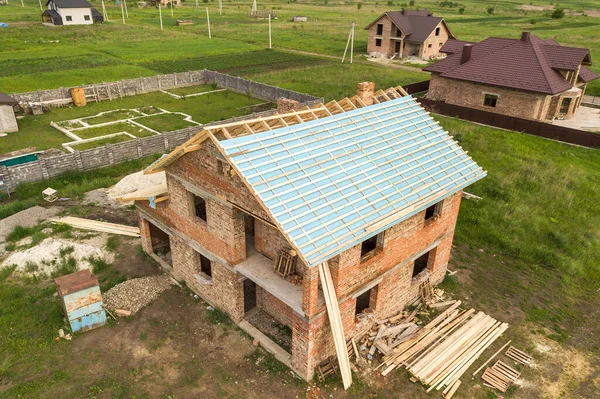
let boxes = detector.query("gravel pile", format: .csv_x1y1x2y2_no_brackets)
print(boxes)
103,275,173,314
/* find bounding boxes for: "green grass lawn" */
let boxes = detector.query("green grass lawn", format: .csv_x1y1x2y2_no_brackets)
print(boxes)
166,84,219,96
83,110,141,125
69,134,132,150
134,113,196,132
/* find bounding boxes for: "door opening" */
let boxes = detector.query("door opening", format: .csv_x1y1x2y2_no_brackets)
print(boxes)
244,279,257,313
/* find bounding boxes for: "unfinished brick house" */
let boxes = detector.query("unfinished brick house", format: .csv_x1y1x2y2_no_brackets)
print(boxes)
128,83,485,386
424,32,599,121
365,9,456,60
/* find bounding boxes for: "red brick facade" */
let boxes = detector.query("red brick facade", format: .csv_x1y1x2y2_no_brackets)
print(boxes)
136,136,464,381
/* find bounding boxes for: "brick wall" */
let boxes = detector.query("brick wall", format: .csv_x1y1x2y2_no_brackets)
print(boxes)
257,287,294,327
366,14,396,57
427,73,551,120
421,22,452,59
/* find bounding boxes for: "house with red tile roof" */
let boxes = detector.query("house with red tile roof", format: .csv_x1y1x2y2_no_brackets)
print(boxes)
424,32,599,121
365,9,456,60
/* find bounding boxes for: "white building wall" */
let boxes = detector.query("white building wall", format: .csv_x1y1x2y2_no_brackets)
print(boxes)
57,6,94,25
0,105,19,133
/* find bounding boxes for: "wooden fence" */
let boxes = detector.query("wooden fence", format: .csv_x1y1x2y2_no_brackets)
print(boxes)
416,98,600,149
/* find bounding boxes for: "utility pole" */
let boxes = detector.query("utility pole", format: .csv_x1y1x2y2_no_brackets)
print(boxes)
101,0,109,22
268,13,272,49
38,0,43,11
342,22,355,64
120,0,125,24
170,0,173,17
159,2,163,30
124,0,128,18
20,0,24,7
219,0,222,15
206,7,211,39
251,0,256,15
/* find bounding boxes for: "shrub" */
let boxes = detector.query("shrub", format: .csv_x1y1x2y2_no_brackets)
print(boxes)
487,6,494,14
551,8,565,19
459,7,464,14
530,18,536,24
409,0,414,5
357,3,362,9
387,0,393,5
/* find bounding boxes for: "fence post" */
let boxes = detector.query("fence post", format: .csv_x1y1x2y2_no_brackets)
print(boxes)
40,159,50,180
107,145,115,165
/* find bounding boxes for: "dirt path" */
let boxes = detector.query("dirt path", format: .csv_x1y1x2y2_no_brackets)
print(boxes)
276,47,424,73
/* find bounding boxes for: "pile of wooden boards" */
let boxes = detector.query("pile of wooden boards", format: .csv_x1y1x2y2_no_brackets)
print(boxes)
482,360,520,392
358,307,421,359
50,216,140,237
378,301,509,398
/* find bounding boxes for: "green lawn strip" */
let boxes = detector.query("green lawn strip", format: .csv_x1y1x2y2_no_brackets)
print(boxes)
0,53,124,78
134,113,196,133
69,135,132,151
83,110,141,125
0,65,157,94
72,122,136,140
140,49,324,74
0,154,161,220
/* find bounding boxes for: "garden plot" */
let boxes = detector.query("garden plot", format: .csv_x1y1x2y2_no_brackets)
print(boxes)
54,107,201,152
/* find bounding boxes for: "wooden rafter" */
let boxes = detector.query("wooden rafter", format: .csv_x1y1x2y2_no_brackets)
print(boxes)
144,84,411,174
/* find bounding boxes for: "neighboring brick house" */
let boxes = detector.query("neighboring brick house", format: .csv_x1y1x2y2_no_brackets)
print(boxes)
424,32,599,121
128,83,485,384
365,9,456,60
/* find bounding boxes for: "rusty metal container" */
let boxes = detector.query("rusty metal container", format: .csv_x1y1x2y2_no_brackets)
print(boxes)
70,87,86,107
54,269,106,333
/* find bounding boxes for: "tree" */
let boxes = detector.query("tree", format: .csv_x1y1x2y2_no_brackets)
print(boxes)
357,2,362,9
487,6,494,14
551,8,565,19
409,0,415,6
459,7,465,14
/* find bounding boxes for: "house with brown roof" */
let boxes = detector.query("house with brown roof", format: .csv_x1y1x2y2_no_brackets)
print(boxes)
424,32,599,121
365,9,456,60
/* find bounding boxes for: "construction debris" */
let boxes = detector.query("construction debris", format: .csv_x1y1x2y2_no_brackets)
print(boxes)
316,356,339,382
505,345,533,365
343,290,509,398
103,275,173,314
50,216,140,237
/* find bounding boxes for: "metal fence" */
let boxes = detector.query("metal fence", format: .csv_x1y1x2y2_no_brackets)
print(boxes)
416,98,600,149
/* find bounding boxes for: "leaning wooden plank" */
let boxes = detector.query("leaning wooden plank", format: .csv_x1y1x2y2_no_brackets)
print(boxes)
318,261,352,390
471,340,512,378
381,322,416,338
444,380,461,399
50,216,140,237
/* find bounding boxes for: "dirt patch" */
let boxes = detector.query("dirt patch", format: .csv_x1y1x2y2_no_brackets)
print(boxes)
0,206,61,243
246,309,292,352
517,4,554,11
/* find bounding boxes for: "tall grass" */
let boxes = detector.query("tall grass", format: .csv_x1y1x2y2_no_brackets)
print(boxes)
0,154,160,220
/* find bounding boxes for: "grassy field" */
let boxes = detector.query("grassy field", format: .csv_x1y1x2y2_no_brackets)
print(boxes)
0,0,598,94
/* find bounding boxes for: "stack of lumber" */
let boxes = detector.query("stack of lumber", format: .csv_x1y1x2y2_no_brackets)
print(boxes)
379,301,509,396
50,216,140,237
506,346,532,365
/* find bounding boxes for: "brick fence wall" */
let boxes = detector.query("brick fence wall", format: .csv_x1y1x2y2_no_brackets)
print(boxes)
0,72,322,191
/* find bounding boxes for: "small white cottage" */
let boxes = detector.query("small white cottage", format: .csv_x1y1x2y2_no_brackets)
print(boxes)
42,0,102,26
0,92,18,133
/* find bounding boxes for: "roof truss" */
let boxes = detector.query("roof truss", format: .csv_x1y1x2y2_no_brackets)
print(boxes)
145,85,411,174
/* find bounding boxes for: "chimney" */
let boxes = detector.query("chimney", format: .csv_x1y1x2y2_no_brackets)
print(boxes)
277,97,300,114
356,82,375,106
460,44,473,64
521,31,531,41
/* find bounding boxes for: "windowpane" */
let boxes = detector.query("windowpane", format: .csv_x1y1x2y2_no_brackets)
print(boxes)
199,253,212,277
413,252,430,277
483,94,498,108
361,234,378,257
375,38,382,47
376,24,383,35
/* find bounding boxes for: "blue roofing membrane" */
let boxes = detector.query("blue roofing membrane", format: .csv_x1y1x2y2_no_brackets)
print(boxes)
218,97,486,267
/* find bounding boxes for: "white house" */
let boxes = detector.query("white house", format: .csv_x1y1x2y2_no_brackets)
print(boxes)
0,92,18,134
42,0,102,26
